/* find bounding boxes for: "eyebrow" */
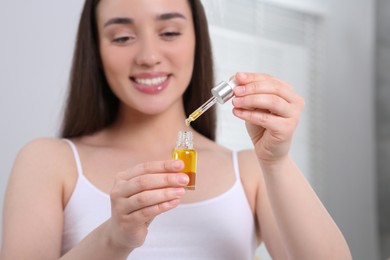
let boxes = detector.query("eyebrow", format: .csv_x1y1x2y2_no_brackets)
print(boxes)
104,12,187,28
157,12,187,21
104,17,134,27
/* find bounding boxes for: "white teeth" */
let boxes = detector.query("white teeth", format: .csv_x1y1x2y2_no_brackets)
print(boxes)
134,76,167,86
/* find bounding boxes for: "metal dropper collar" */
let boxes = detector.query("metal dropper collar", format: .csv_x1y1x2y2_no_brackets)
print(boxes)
211,79,237,104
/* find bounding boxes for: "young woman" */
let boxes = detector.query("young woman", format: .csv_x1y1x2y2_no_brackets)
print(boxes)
1,0,352,259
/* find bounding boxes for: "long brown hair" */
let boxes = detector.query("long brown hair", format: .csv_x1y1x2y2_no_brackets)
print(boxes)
60,0,216,140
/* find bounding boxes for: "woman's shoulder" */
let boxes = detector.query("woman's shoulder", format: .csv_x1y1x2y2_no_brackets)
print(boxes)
21,136,68,147
6,137,79,219
12,137,76,180
17,137,71,160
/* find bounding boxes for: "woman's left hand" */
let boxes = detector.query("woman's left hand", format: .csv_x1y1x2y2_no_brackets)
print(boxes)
232,72,304,164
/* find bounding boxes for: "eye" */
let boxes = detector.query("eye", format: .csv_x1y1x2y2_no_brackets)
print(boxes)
160,31,181,40
111,32,136,45
113,36,130,44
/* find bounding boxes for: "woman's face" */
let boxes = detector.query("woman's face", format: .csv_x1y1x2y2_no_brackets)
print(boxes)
97,0,195,115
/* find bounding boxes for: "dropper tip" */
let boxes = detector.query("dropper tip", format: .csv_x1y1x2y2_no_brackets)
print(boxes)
185,118,192,126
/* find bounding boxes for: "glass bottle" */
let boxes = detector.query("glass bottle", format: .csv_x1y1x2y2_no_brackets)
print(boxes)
172,131,197,190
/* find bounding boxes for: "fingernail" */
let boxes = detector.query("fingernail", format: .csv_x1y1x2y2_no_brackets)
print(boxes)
172,160,183,170
173,187,185,196
235,86,245,95
237,72,248,80
233,108,243,116
168,199,180,208
233,97,244,106
178,174,189,185
162,199,179,210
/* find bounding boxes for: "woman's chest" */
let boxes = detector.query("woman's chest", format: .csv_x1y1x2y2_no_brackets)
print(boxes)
73,149,242,205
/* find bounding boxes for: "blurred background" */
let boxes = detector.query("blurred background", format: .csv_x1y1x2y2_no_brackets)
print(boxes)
0,0,388,259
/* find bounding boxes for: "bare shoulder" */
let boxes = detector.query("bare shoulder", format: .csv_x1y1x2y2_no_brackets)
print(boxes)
17,137,69,155
9,137,76,193
2,138,77,258
14,137,73,170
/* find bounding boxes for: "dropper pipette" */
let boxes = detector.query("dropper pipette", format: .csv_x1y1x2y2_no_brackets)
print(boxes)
185,79,237,126
185,96,217,126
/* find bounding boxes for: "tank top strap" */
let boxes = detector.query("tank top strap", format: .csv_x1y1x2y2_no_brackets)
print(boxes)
231,150,240,179
63,139,83,177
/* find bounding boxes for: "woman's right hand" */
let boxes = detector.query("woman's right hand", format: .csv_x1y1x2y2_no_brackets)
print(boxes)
107,159,189,251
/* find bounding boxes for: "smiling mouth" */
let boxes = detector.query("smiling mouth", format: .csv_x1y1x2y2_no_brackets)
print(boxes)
130,75,170,94
132,76,168,86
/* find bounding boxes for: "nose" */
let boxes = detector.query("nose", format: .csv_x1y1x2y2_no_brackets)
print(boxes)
135,36,161,67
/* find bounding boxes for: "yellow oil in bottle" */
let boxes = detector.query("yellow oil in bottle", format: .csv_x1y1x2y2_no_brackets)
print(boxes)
172,131,197,190
172,148,197,190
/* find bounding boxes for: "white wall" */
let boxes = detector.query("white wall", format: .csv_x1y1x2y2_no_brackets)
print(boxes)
0,0,84,237
321,0,379,259
0,1,380,259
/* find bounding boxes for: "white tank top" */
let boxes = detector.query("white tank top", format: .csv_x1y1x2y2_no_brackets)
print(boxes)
62,139,257,259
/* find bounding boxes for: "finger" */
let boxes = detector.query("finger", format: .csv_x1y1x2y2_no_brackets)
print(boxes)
135,160,184,176
235,72,272,84
233,108,282,130
232,94,292,117
127,198,181,224
234,72,296,103
120,160,184,180
125,187,186,215
233,80,296,104
112,173,190,198
235,72,292,88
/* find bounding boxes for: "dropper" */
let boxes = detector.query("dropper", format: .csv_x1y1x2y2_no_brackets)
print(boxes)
185,79,237,126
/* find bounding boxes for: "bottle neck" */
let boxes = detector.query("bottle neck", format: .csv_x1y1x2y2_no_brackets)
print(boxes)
176,131,193,149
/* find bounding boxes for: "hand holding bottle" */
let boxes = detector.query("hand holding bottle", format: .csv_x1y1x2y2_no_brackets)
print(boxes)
232,72,304,164
107,160,189,250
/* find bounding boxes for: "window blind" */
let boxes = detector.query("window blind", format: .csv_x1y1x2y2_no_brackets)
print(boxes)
201,0,325,190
